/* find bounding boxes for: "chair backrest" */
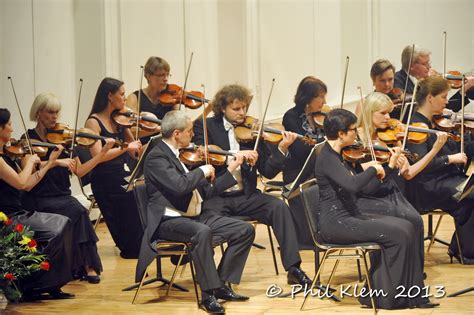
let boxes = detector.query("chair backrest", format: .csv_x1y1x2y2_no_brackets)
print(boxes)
299,178,323,247
132,178,148,230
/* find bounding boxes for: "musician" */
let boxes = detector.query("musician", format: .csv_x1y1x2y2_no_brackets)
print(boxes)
405,76,474,264
193,84,313,287
316,108,438,309
85,77,143,259
394,45,474,115
139,110,254,314
281,76,327,249
0,108,74,300
20,93,116,284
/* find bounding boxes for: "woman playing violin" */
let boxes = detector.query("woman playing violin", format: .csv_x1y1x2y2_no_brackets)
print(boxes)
85,77,143,259
405,75,474,264
21,93,116,283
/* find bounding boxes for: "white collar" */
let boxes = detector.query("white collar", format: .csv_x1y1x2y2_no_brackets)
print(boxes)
223,117,233,131
162,139,180,159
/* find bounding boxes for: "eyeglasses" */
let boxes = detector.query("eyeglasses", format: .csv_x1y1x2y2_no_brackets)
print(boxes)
415,61,431,69
151,72,171,79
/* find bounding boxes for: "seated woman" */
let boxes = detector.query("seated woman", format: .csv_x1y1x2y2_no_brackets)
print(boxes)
85,77,143,259
356,92,448,274
314,108,437,309
405,75,474,264
0,108,74,299
21,93,115,283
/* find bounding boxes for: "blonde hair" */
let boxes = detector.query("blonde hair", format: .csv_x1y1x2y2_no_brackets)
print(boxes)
357,92,393,145
30,93,61,121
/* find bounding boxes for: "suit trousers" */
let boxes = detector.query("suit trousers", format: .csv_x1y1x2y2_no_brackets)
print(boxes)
202,191,302,271
155,212,255,291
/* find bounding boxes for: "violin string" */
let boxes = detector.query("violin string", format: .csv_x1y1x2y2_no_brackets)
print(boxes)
70,78,83,159
179,52,194,111
400,44,415,120
136,65,144,141
340,56,350,109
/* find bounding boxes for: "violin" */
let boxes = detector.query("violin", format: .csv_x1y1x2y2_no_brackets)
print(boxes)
387,88,413,106
159,84,209,109
112,107,161,137
433,109,474,132
179,144,234,168
234,116,316,145
309,104,332,127
377,118,460,144
4,138,61,158
342,141,419,164
46,123,128,148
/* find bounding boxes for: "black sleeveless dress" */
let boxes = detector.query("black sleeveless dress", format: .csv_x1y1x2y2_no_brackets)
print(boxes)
88,116,143,258
0,154,73,293
21,129,102,275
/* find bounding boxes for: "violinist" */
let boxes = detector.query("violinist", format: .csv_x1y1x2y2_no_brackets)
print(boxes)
139,110,253,314
22,93,116,284
0,108,75,300
405,75,474,264
85,77,143,259
125,56,176,142
394,45,474,115
356,92,448,276
315,108,437,309
193,84,314,288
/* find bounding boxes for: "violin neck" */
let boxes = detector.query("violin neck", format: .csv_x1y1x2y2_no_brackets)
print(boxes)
407,126,437,135
141,115,162,124
186,93,210,103
207,148,234,156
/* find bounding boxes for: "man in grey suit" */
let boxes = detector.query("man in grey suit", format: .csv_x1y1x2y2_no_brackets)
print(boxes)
137,110,255,314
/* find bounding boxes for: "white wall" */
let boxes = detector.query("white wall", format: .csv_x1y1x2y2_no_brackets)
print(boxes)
1,0,473,139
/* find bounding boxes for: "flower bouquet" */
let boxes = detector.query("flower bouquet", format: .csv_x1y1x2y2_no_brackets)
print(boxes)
0,212,50,302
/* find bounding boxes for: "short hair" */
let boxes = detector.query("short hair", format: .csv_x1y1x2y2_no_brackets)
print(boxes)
294,76,328,113
415,76,450,107
29,93,62,121
161,110,190,138
89,77,124,116
323,108,357,140
0,108,11,128
370,59,395,81
357,92,393,144
211,84,252,118
144,57,170,82
401,45,431,71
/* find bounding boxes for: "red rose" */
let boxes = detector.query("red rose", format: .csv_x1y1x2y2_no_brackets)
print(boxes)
4,273,15,281
28,239,37,248
4,218,12,225
40,261,50,271
14,223,24,233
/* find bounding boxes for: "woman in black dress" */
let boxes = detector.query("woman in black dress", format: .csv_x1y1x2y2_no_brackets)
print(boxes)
314,108,436,309
85,77,143,258
405,75,474,264
0,108,74,299
22,93,115,283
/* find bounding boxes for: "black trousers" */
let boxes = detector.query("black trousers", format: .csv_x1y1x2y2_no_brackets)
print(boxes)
155,212,255,291
202,191,302,271
13,211,73,293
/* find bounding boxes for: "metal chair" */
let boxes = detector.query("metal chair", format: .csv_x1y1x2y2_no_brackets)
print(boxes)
126,178,199,305
299,179,380,314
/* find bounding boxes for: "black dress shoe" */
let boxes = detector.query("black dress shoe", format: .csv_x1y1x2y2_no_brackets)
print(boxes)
47,289,75,299
214,286,249,301
170,254,190,266
86,274,101,284
201,295,225,314
287,267,312,287
418,302,440,308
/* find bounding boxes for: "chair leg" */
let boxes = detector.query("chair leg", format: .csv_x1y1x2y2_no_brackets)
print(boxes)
166,254,185,296
267,225,279,275
325,250,343,290
188,257,200,309
427,214,444,252
356,250,362,281
94,212,102,230
132,265,154,304
454,222,464,265
301,250,330,311
220,243,225,256
361,251,378,314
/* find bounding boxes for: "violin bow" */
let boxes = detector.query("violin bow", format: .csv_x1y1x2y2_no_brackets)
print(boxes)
7,77,34,156
461,74,465,156
70,78,83,159
201,84,210,165
400,80,419,153
443,31,447,79
179,52,194,111
340,56,350,109
357,87,376,162
135,65,144,141
400,44,415,120
253,78,276,151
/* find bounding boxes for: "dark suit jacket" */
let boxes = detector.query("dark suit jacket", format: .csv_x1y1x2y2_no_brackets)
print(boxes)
394,69,473,112
135,139,237,282
193,115,288,195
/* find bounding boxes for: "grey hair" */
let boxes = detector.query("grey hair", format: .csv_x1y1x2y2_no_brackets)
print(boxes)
401,45,431,71
161,110,190,138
